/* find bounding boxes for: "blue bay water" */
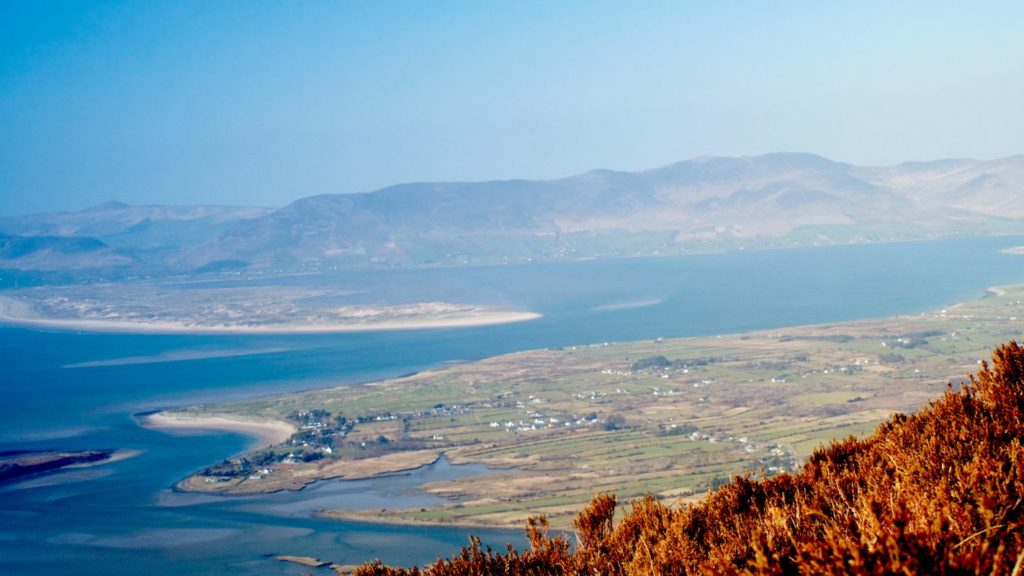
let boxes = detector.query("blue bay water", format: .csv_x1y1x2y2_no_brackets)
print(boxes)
2,237,1024,574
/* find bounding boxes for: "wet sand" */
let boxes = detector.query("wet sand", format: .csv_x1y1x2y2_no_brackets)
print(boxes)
141,413,296,449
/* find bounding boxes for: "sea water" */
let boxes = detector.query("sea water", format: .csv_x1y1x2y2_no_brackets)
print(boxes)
2,237,1024,574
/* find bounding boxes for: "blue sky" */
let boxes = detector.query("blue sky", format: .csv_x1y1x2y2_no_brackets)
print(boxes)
1,1,1022,215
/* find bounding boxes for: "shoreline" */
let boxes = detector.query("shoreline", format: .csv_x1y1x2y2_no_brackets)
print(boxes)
315,508,527,531
175,448,445,495
140,413,296,449
157,282,1024,528
0,296,540,334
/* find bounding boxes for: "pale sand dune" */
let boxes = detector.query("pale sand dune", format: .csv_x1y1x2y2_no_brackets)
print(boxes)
141,413,296,449
0,295,540,334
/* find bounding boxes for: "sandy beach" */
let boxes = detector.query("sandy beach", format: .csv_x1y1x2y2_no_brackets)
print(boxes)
141,413,296,449
0,295,541,335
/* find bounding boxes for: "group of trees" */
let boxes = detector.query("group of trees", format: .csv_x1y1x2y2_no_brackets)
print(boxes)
355,341,1024,575
630,355,718,372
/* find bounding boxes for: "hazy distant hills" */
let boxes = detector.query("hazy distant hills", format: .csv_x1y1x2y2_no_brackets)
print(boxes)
0,234,137,271
4,153,1024,275
180,153,1024,270
0,203,271,274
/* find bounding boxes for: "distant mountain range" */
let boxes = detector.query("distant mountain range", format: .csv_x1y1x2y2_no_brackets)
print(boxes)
0,203,272,278
3,153,1024,276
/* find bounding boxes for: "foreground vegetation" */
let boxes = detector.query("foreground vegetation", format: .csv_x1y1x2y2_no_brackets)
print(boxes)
168,286,1024,529
355,340,1024,574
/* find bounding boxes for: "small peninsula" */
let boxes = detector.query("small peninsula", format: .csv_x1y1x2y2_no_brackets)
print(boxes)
153,284,1024,528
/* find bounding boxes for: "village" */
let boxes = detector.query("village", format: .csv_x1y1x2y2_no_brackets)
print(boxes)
196,352,801,487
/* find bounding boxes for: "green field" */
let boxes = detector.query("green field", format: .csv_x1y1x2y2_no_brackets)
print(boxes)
168,285,1024,528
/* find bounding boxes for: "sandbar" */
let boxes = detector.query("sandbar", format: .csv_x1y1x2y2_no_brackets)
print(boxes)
141,413,296,449
0,295,540,335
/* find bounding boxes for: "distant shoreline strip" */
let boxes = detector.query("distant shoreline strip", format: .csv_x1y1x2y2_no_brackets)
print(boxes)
0,296,541,335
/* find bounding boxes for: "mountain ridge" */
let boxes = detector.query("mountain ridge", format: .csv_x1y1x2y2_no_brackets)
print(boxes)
4,153,1024,274
182,152,1024,270
0,203,272,273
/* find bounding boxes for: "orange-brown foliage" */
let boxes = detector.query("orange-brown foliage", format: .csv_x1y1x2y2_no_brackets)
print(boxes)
355,341,1024,575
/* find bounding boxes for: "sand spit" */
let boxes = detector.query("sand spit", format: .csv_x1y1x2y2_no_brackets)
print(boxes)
141,413,296,449
0,296,540,334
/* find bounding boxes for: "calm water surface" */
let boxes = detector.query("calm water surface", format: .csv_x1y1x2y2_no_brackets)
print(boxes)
2,238,1024,575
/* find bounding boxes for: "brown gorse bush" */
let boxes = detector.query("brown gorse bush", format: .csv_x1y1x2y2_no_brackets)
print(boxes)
355,341,1024,575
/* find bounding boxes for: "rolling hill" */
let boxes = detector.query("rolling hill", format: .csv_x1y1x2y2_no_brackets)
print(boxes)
0,234,137,271
5,153,1024,274
182,153,1024,270
0,203,271,272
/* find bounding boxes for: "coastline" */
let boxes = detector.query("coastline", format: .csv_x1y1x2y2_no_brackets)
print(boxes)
176,448,445,495
153,282,1024,529
316,508,526,531
985,286,1008,297
0,296,540,334
140,413,296,449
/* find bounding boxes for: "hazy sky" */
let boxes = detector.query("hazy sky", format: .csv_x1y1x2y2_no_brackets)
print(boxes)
2,1,1022,216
